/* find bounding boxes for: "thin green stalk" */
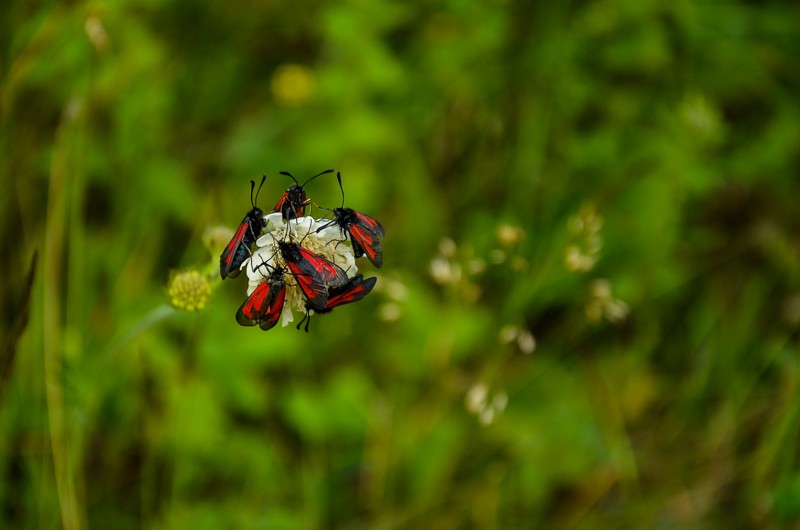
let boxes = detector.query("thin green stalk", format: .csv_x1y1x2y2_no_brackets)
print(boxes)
102,305,177,362
43,99,85,530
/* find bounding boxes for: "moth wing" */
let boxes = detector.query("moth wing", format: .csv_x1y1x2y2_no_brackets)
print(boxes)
236,275,286,330
287,260,330,308
220,219,250,279
354,211,385,237
326,276,377,309
349,224,383,268
257,284,286,331
297,246,349,287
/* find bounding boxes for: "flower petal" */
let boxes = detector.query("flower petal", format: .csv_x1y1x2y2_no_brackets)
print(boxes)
281,305,294,327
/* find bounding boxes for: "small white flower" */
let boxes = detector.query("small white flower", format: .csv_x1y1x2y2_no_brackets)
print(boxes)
493,392,508,412
465,383,488,414
517,329,536,355
383,278,408,301
438,237,457,258
498,324,536,354
465,382,508,427
242,212,359,326
378,303,402,322
498,324,519,344
586,279,630,324
565,204,603,273
429,256,453,284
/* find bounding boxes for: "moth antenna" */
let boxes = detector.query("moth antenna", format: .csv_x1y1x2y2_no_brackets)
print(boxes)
336,171,345,208
280,171,300,186
301,168,334,188
249,252,267,275
252,175,267,207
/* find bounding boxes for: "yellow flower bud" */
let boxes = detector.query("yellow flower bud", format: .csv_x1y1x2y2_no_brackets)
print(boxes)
203,225,235,256
271,64,316,107
168,270,212,312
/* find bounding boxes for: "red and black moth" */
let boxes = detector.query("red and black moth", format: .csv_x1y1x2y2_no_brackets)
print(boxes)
296,274,378,332
273,169,334,221
277,240,349,309
235,264,287,331
317,172,385,268
220,176,268,279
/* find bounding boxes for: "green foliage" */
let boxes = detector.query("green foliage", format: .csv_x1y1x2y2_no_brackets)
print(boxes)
2,0,800,528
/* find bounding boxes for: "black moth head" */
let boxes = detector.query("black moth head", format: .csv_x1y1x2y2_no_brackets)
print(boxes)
269,264,286,284
334,207,358,225
278,241,301,262
251,207,267,228
285,184,308,208
279,169,334,219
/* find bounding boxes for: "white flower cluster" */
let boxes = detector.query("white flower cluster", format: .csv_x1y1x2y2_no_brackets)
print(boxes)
242,212,358,327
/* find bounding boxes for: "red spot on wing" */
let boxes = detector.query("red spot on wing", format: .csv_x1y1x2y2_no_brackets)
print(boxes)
250,281,274,314
354,211,385,237
348,225,376,258
349,224,383,268
259,286,285,331
287,260,329,307
297,246,348,286
273,192,307,218
236,280,270,325
236,278,286,331
273,193,289,213
220,221,251,278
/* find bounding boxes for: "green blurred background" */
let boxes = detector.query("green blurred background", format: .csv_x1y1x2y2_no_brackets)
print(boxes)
2,0,800,528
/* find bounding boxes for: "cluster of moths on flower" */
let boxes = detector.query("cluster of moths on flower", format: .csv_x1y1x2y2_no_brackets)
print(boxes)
242,212,358,327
